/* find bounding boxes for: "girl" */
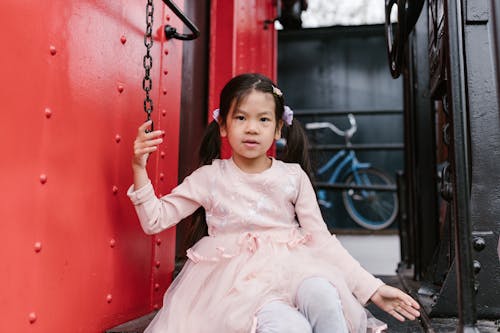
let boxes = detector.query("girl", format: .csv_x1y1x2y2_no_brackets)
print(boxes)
128,73,420,333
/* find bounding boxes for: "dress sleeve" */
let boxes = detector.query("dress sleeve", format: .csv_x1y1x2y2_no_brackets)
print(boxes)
127,166,208,235
294,167,384,305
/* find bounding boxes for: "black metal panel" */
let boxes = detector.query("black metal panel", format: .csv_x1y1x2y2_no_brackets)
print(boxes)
492,0,500,104
403,0,440,280
461,0,500,320
279,26,403,111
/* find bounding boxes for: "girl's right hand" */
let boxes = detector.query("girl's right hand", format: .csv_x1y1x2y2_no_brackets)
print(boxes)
132,120,164,170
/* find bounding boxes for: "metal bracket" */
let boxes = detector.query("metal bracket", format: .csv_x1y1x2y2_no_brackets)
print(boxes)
264,0,282,30
162,0,200,40
430,232,500,319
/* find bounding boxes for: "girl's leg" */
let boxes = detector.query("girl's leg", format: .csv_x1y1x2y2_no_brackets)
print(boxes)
256,300,312,333
296,277,349,333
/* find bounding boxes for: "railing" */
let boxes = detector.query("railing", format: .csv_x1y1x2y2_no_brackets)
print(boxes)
162,0,200,40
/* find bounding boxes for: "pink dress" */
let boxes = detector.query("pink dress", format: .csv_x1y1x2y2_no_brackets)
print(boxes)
127,158,387,333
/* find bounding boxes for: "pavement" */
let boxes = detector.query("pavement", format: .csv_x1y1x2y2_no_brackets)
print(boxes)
336,234,401,275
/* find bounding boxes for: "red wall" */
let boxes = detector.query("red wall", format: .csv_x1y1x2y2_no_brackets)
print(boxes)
0,1,184,331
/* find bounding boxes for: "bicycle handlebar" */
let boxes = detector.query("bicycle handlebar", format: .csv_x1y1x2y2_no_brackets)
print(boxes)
305,113,357,139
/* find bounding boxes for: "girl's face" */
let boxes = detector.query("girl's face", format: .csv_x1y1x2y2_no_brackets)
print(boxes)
220,90,283,172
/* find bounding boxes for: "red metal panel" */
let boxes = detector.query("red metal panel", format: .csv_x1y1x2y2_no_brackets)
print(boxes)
0,0,183,331
234,0,278,78
209,0,278,158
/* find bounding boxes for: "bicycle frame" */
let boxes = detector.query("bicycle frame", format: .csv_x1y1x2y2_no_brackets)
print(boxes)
308,115,375,200
318,149,371,186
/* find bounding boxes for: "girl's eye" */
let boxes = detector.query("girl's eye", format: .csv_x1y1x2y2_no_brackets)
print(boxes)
260,117,271,122
235,115,245,120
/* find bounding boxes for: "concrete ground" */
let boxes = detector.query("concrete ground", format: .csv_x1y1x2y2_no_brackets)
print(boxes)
336,234,401,275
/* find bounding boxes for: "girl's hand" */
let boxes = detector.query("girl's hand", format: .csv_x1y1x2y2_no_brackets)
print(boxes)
133,120,164,170
370,284,421,322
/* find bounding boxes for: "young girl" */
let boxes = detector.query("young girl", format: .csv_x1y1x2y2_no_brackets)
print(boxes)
128,73,420,333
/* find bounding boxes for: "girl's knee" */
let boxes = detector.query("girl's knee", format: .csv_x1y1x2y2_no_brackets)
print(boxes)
256,301,312,333
296,277,349,333
297,277,340,301
296,277,342,313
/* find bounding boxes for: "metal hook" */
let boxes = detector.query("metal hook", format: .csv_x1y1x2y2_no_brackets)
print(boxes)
162,0,200,40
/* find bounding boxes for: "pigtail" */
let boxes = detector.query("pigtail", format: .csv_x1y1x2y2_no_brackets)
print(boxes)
184,120,221,248
199,120,222,165
280,118,314,182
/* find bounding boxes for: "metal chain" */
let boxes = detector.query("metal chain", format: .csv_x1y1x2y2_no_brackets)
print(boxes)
142,0,154,131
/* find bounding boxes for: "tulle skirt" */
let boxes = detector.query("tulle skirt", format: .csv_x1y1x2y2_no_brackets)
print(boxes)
145,229,387,333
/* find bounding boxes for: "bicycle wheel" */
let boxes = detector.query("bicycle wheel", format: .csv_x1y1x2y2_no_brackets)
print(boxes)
342,168,398,230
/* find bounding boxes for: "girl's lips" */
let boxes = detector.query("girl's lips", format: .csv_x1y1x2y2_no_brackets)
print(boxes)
243,140,259,147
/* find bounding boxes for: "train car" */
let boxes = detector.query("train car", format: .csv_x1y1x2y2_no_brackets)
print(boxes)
386,0,500,331
0,0,498,332
0,1,276,332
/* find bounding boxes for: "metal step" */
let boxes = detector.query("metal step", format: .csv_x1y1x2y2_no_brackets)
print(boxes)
105,312,156,333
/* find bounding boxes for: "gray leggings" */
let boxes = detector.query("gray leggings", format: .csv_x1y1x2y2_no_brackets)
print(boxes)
256,277,349,333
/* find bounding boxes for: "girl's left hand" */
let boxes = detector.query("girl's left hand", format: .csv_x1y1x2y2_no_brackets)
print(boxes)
370,284,421,322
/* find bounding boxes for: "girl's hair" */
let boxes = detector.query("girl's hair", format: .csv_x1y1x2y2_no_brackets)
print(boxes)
185,73,313,247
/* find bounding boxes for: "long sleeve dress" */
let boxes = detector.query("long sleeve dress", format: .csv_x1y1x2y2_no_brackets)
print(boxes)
127,158,387,333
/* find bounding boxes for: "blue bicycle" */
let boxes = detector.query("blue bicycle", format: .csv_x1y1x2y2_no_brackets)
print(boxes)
305,114,398,230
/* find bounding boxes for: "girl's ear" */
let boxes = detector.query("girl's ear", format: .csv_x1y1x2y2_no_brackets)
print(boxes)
274,120,284,140
220,124,227,137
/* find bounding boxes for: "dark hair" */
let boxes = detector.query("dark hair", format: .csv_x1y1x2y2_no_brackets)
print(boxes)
185,73,313,247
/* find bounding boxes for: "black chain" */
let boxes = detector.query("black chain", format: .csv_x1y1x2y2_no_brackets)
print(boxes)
142,0,154,132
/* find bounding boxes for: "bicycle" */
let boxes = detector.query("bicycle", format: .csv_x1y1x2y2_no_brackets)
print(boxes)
305,114,398,230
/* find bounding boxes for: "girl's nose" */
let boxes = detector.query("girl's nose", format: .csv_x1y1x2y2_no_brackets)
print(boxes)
245,120,258,133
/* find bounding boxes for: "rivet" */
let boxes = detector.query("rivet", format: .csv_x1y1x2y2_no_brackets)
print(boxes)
44,108,52,118
163,69,168,75
28,312,37,324
110,239,116,248
160,151,166,159
158,193,163,197
473,260,481,275
117,84,124,93
162,109,167,116
40,174,47,184
112,186,118,194
473,237,486,251
159,173,164,180
154,283,160,290
166,15,170,21
153,303,160,310
106,294,113,303
155,260,161,268
156,238,162,246
162,89,167,95
120,35,127,44
115,134,121,143
164,49,169,55
34,242,42,253
49,45,57,55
